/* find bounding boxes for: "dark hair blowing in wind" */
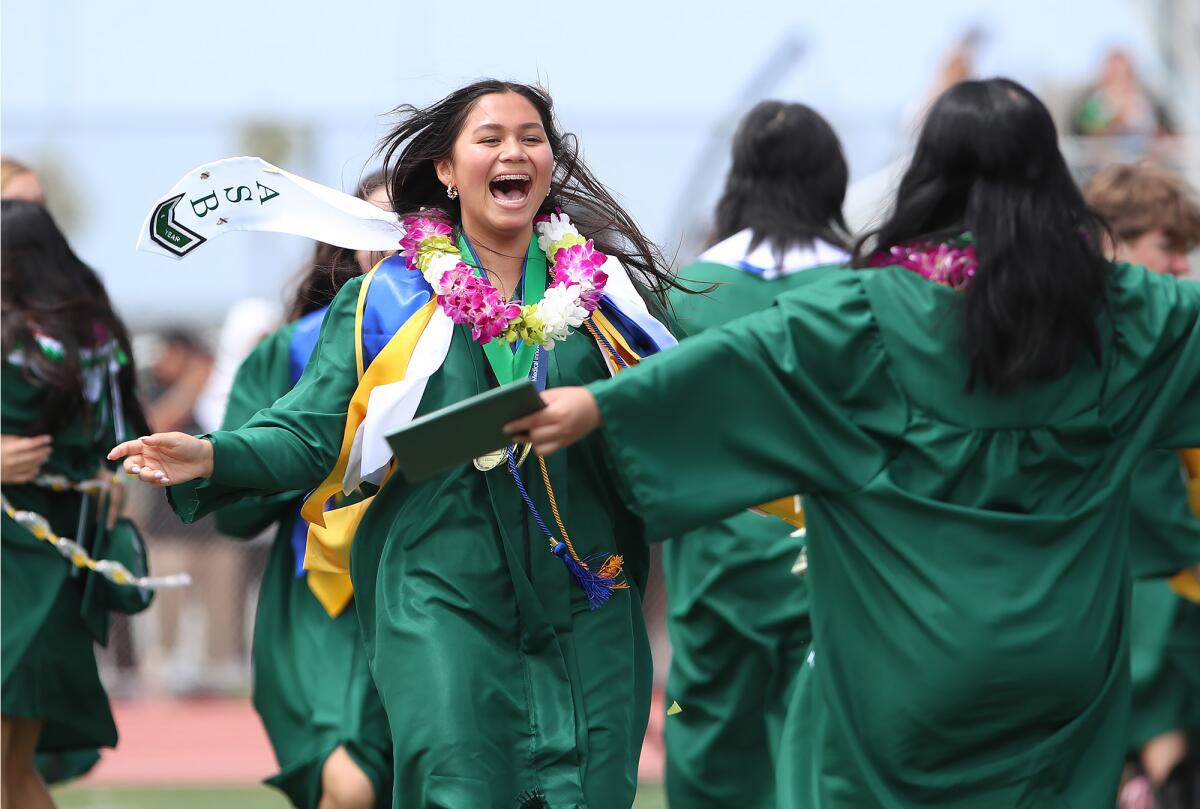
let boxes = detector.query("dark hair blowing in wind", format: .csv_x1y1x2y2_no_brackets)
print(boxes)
855,78,1110,393
710,100,852,258
376,79,679,311
1,200,148,436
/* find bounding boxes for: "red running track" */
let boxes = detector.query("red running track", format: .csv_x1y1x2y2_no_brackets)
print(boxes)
87,691,666,785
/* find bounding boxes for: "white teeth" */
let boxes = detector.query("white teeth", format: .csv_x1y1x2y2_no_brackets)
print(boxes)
492,174,530,182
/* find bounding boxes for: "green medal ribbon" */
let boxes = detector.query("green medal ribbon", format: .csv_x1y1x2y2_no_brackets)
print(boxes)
457,232,547,385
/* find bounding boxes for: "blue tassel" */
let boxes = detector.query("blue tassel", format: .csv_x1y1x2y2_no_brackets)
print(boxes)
509,449,625,611
552,542,622,611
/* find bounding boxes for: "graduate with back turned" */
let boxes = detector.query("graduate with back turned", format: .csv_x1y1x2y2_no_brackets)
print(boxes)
510,78,1200,807
661,100,851,809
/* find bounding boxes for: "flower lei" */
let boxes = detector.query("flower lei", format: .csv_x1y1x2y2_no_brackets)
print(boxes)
870,239,977,289
399,212,609,348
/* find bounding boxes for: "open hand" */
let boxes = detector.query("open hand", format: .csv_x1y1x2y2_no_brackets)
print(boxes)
108,432,214,487
505,387,603,456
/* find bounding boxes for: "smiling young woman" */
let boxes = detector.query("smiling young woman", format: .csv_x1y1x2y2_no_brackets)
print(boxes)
431,92,555,298
110,80,681,809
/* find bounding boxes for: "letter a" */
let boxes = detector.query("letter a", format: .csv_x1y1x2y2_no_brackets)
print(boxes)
256,182,280,204
190,192,219,218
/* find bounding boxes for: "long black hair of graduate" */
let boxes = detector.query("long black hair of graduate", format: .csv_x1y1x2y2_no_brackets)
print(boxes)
710,101,852,258
285,170,388,321
854,78,1109,393
376,79,679,310
1,200,149,436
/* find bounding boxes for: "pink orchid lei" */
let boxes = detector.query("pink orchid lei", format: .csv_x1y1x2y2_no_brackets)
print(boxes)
399,211,609,348
869,239,977,289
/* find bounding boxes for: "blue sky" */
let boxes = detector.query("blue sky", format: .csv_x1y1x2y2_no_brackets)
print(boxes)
1,0,1163,327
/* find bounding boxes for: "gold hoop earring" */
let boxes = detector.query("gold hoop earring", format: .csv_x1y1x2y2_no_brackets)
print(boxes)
446,185,458,200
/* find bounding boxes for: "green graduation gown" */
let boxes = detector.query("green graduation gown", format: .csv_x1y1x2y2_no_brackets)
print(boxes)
1,359,124,753
172,273,653,809
590,263,1200,808
660,258,827,808
212,322,392,808
1126,451,1200,752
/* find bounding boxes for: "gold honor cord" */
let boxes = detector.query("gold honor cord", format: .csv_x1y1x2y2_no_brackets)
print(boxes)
2,477,192,590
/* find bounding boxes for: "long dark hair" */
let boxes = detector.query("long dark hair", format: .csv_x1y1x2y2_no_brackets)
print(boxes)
854,78,1109,392
1,200,149,436
710,101,852,258
377,79,678,310
285,170,387,320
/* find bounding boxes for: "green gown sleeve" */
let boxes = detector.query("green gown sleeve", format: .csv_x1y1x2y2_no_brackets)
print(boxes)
1106,267,1200,450
211,324,308,539
590,270,907,539
1129,449,1200,578
169,277,364,522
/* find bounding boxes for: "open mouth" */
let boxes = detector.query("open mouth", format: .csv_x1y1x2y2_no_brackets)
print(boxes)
489,173,532,205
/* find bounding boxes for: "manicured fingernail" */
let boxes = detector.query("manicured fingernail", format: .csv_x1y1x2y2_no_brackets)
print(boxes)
130,465,141,474
160,478,171,486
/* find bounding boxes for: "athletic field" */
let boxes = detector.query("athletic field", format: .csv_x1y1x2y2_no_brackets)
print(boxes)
54,784,668,808
48,697,669,808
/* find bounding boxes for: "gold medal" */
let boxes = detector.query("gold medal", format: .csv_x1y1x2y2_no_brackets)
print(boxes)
473,443,532,472
472,448,507,472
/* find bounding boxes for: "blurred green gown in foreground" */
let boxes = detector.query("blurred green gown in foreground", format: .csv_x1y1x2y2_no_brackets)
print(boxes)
2,345,140,763
590,263,1199,808
211,316,392,809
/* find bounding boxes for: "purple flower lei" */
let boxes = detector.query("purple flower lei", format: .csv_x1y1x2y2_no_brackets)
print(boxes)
870,240,977,289
398,211,609,345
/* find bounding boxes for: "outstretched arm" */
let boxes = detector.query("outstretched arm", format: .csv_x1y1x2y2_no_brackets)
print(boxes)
109,276,364,513
514,272,908,540
108,432,212,487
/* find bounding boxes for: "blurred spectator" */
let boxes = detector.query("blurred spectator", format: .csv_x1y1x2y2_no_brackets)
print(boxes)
132,331,249,694
0,156,46,203
1085,162,1200,277
144,331,213,433
904,29,983,133
193,299,282,434
1071,49,1175,139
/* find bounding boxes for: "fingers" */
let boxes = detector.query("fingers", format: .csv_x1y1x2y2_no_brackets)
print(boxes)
505,414,564,453
5,435,51,464
504,411,548,437
526,422,572,457
108,438,145,461
121,453,170,485
14,444,51,465
139,467,170,487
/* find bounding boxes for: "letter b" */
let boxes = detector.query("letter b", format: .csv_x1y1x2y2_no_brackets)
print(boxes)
190,192,219,218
